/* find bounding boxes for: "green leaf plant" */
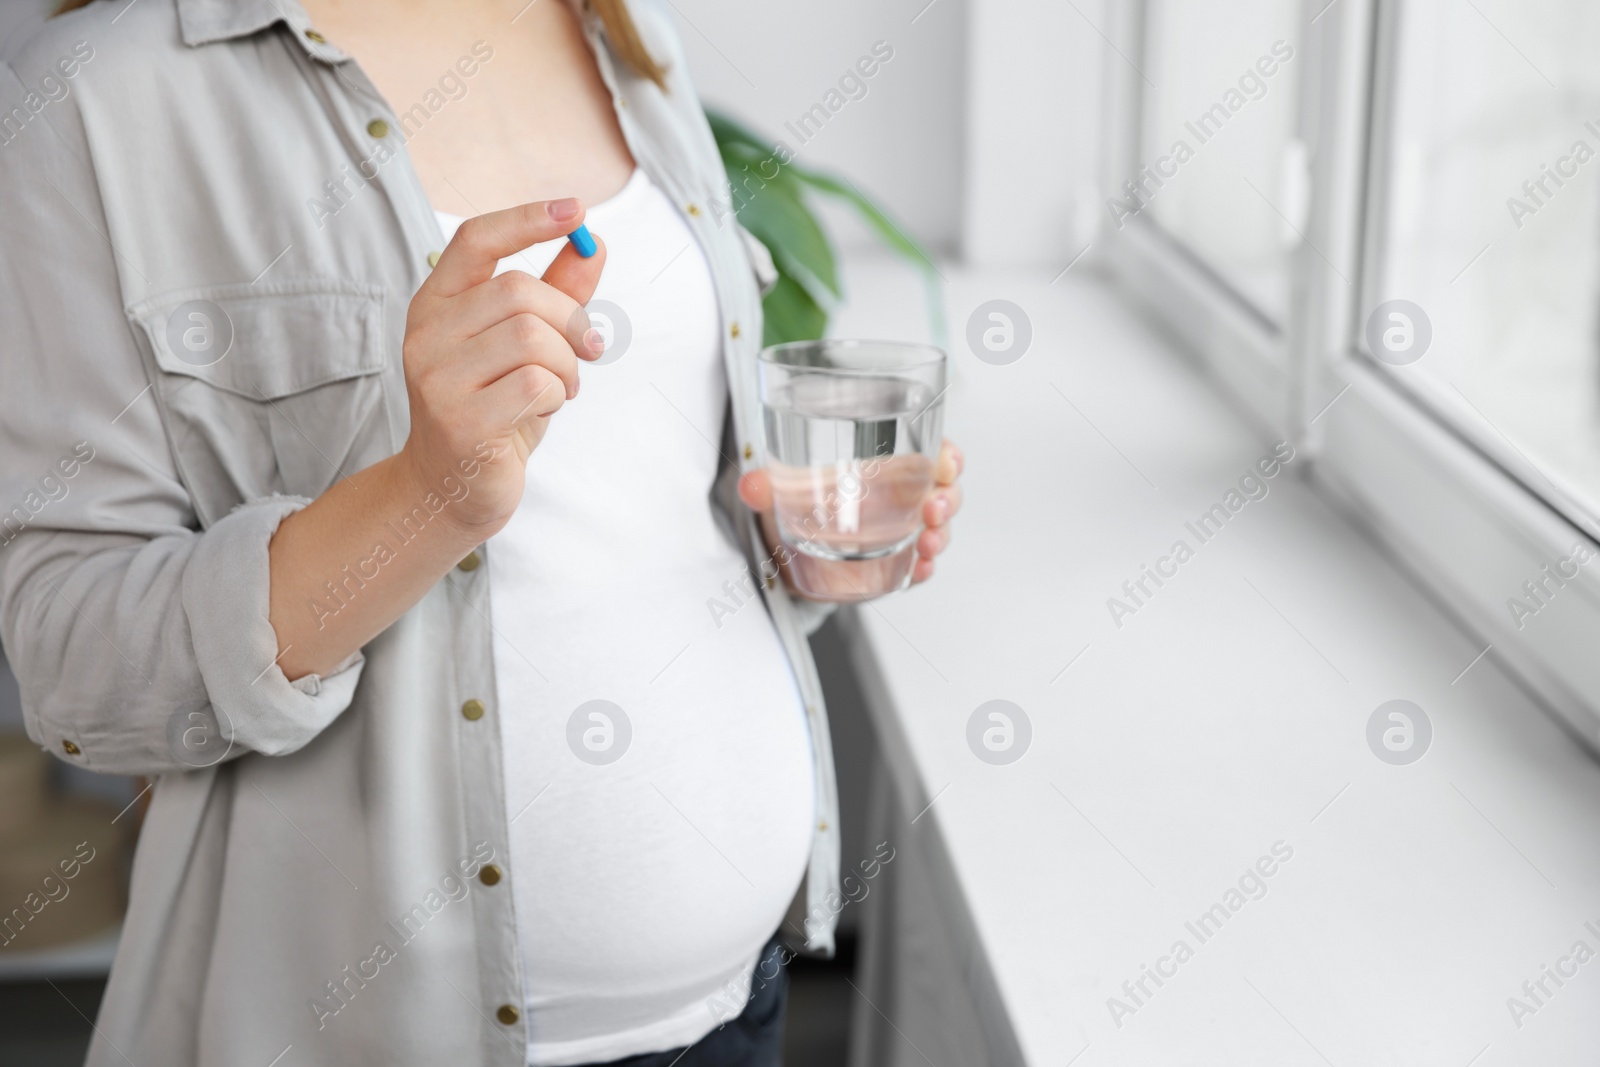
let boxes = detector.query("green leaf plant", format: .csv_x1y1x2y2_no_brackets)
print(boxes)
705,109,947,349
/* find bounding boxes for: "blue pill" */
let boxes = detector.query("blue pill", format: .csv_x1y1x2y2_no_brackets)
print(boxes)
567,224,597,258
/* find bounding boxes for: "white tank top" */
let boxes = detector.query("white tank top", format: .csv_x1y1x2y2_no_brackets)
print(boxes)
433,168,815,1066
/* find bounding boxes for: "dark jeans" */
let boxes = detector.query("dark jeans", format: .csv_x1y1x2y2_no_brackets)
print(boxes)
582,936,789,1067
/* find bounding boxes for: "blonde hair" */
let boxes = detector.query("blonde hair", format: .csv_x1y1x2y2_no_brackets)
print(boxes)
55,0,668,88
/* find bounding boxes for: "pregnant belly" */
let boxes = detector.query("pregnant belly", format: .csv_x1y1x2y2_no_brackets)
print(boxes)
491,562,816,1049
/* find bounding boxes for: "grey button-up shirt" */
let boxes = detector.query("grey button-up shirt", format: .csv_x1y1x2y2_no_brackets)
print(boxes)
0,1,841,1063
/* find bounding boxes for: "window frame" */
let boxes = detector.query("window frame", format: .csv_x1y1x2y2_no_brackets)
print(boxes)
1099,0,1293,439
1099,0,1600,749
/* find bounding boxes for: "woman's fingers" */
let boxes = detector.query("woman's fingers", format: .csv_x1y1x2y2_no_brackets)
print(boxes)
458,313,580,399
913,441,961,585
476,362,567,432
423,199,589,298
923,482,963,527
416,202,606,368
449,270,600,362
921,439,964,526
541,234,608,307
936,439,963,485
917,522,950,560
738,469,774,512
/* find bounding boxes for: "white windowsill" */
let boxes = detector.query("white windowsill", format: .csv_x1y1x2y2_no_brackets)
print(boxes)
830,252,1600,1065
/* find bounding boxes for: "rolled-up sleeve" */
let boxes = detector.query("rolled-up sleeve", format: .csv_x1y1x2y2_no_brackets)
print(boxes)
0,60,361,775
183,497,366,755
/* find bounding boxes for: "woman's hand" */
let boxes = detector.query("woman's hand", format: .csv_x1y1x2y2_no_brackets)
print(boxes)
737,439,965,593
397,198,608,539
907,439,964,584
269,199,607,680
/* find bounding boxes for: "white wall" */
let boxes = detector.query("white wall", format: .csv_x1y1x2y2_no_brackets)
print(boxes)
667,0,970,255
670,0,1107,269
961,0,1107,268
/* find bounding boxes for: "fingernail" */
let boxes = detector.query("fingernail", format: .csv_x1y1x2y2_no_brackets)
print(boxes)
573,376,581,397
566,380,577,401
935,497,951,522
584,328,606,354
548,198,581,222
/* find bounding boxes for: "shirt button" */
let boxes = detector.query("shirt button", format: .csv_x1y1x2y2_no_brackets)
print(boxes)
461,699,485,721
686,203,702,217
496,1004,520,1026
457,551,481,572
427,251,441,268
818,820,829,831
742,443,753,461
729,321,741,339
61,740,80,756
303,28,327,44
478,864,502,886
366,118,390,139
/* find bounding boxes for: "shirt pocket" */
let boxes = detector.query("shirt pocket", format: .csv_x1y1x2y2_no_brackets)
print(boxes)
126,280,394,527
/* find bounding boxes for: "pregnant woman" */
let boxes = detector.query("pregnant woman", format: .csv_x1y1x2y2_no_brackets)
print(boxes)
0,0,961,1064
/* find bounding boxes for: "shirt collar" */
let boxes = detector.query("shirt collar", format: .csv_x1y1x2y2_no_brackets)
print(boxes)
175,0,595,55
176,0,346,61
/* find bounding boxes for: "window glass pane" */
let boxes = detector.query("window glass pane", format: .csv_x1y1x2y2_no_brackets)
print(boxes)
1137,0,1305,325
1372,0,1600,524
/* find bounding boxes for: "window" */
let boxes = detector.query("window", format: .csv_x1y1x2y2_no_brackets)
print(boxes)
1138,0,1306,325
1102,0,1600,743
1367,0,1600,532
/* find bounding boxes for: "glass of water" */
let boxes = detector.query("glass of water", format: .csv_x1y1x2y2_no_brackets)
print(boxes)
758,340,948,602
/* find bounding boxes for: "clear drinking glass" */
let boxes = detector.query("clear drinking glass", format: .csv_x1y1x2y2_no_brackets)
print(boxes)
758,340,947,602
